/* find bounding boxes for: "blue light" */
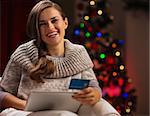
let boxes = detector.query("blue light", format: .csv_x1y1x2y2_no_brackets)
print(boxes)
122,93,128,98
118,39,125,45
96,32,102,37
74,29,80,35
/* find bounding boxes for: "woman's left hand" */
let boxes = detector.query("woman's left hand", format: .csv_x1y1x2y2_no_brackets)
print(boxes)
72,87,101,106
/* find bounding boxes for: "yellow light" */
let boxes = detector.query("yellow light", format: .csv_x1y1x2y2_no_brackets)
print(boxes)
126,108,131,113
115,51,120,56
84,16,89,20
90,0,95,5
120,65,125,70
98,10,103,15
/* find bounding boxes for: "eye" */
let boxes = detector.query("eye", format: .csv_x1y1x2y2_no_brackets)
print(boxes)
39,22,47,26
51,19,58,23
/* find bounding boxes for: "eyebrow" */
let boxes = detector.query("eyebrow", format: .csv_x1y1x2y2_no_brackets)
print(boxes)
39,16,58,22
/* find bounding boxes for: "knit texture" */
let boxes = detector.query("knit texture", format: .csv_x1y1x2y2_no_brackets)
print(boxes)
11,39,93,78
1,39,97,99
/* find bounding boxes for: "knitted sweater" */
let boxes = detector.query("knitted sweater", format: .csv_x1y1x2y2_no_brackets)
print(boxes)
0,39,100,100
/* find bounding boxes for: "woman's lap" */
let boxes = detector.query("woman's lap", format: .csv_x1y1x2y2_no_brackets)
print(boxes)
1,108,31,116
0,98,120,116
28,110,78,116
1,108,78,116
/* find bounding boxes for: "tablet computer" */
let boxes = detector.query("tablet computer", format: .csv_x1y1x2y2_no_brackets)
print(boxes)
25,91,81,112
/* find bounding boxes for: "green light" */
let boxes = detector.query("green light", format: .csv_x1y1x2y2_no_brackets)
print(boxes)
85,32,91,38
99,53,106,59
80,23,84,28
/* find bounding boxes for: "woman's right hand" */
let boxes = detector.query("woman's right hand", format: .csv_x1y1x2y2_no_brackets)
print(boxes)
2,93,27,110
72,87,101,106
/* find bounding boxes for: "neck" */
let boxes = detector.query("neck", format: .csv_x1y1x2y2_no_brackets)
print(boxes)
47,41,65,57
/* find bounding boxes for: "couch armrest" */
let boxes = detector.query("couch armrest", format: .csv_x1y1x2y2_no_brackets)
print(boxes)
78,98,120,116
92,98,120,116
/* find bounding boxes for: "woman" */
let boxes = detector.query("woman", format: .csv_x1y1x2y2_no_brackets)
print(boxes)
0,0,120,116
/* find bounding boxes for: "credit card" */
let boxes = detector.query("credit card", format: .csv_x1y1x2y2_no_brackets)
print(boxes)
69,79,90,90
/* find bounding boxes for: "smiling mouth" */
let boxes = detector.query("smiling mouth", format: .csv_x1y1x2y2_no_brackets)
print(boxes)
47,32,58,38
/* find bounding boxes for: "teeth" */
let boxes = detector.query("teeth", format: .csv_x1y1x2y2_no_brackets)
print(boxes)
48,32,57,37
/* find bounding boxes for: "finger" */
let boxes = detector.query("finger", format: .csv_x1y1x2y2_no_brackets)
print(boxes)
82,87,93,93
73,91,94,98
73,96,96,105
72,92,95,103
73,87,92,96
72,92,99,106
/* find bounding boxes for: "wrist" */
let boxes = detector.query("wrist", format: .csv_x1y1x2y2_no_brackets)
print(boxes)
2,93,26,110
18,99,26,110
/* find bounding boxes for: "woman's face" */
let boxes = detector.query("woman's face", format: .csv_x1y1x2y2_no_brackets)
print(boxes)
39,7,68,48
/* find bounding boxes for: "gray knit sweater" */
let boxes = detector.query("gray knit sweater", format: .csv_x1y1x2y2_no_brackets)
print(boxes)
0,39,100,100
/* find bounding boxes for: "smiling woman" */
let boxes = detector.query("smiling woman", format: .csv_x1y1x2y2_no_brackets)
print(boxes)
0,0,120,116
38,7,68,51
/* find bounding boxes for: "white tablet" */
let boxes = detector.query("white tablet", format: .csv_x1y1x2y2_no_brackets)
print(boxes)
25,91,81,112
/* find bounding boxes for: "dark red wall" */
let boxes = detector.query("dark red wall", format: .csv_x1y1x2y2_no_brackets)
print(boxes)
1,0,35,75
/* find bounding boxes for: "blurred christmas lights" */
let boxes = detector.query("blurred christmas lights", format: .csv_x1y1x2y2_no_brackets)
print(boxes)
98,10,103,15
89,0,95,6
74,0,136,115
96,32,102,37
99,53,106,59
120,65,125,70
79,23,84,28
85,32,91,38
84,15,89,20
112,43,117,48
74,29,80,35
115,51,121,56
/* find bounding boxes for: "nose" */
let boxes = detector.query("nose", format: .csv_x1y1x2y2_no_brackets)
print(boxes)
47,21,54,30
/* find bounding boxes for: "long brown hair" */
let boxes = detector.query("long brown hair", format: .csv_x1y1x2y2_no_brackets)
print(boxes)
26,0,66,82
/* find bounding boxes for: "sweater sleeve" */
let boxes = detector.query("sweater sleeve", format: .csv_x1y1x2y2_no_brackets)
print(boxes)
0,89,10,108
81,68,102,93
0,58,22,96
0,58,22,108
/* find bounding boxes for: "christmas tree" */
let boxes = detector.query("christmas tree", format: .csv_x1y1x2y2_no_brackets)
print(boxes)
72,0,137,115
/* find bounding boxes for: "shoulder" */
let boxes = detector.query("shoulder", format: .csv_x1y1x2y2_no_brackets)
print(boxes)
65,39,87,53
11,40,38,63
14,40,37,52
64,39,93,67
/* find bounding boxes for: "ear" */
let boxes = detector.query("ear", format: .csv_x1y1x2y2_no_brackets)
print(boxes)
64,17,68,29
